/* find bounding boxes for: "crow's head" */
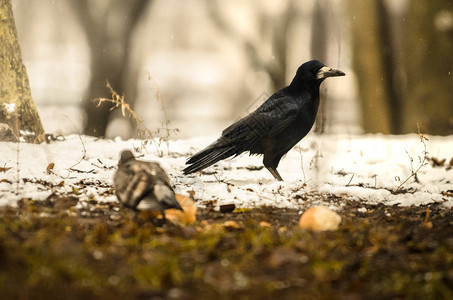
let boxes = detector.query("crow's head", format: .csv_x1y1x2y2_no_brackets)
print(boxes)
295,60,345,84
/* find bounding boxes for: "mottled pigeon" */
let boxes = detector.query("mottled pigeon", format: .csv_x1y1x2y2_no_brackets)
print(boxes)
114,150,182,220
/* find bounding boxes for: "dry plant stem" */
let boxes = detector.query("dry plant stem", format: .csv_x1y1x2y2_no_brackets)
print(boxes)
15,128,20,196
297,147,307,184
213,172,223,184
13,106,20,196
95,81,177,157
219,178,278,203
152,76,171,153
346,174,355,187
147,74,179,155
397,127,429,191
64,115,87,173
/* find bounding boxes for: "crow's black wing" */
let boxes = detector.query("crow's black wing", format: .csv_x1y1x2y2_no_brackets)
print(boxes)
220,94,301,152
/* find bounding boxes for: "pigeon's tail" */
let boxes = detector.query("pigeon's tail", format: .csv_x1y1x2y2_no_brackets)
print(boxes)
155,183,182,210
137,182,182,211
183,141,237,175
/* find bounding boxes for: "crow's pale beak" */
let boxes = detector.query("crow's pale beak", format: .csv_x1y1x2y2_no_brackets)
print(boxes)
316,66,345,80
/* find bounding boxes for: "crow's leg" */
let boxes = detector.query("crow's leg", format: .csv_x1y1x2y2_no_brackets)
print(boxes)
263,147,284,181
266,167,283,181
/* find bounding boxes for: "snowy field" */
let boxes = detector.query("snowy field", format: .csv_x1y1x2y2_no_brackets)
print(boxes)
1,133,452,210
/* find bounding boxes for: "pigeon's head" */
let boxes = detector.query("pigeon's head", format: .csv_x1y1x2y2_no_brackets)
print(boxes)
295,60,345,84
118,150,135,166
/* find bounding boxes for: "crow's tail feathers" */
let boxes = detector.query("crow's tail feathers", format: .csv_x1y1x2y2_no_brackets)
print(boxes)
183,141,237,175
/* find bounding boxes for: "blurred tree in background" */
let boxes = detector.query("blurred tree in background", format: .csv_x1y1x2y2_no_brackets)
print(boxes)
0,0,45,143
70,0,152,137
348,0,402,134
403,0,453,135
207,0,296,92
349,0,453,135
311,0,344,134
11,0,453,137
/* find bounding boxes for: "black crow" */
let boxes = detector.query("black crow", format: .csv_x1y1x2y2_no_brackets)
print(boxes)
182,60,345,181
114,150,182,220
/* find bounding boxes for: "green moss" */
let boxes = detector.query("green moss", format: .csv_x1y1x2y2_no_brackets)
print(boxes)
233,207,252,213
0,198,452,299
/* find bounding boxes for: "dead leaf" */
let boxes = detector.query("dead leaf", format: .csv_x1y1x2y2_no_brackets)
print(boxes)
0,179,12,184
233,207,251,213
422,221,433,229
0,167,12,173
245,165,263,171
448,157,453,170
441,190,453,197
200,221,223,233
430,157,446,167
138,210,161,220
187,190,195,198
46,163,55,174
299,206,342,231
57,181,65,187
223,220,241,229
268,247,300,268
422,208,433,229
420,133,429,141
121,101,126,117
165,193,197,225
259,221,271,228
278,226,288,234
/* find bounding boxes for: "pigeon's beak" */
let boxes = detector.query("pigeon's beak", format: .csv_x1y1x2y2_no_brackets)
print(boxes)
316,66,345,80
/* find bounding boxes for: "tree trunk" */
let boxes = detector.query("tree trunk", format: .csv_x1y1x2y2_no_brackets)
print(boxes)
71,0,151,137
348,0,395,134
311,0,329,134
403,0,453,134
0,0,45,143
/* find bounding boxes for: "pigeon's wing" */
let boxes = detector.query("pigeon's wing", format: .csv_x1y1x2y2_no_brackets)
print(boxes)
145,162,182,210
114,161,155,208
146,162,172,185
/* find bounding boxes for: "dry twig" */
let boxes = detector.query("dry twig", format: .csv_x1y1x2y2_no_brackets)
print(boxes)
397,125,429,191
95,81,178,157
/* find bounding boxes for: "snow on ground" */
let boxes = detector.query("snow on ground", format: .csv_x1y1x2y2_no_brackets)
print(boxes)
0,133,452,210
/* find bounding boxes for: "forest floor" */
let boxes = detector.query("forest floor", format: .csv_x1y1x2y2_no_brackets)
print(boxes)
1,192,453,299
1,134,453,299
